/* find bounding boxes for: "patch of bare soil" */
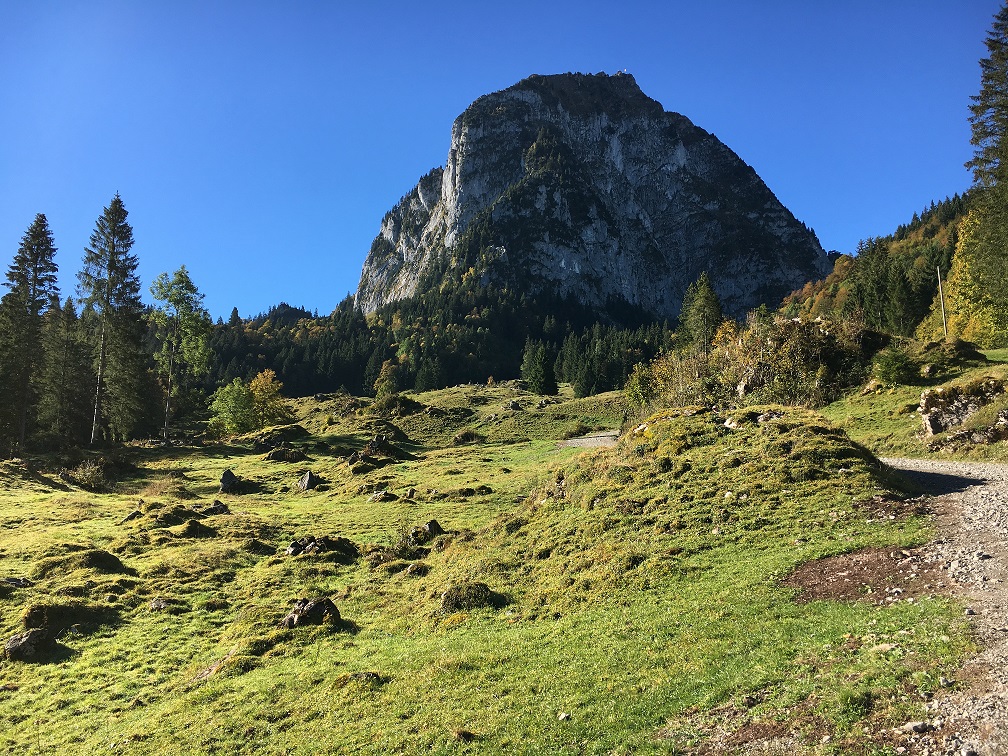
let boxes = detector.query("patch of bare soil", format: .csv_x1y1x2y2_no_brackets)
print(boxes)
782,545,953,606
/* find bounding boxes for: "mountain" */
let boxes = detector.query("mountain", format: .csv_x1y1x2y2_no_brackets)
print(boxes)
355,72,830,320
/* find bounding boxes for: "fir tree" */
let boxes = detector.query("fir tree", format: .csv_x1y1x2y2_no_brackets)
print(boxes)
961,2,1008,342
520,338,557,395
0,214,59,450
678,272,724,352
77,194,148,443
36,297,93,445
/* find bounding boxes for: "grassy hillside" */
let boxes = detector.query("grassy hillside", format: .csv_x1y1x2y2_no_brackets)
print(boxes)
0,384,971,754
822,348,1008,460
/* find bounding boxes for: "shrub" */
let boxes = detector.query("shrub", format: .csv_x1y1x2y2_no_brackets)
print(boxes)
627,313,869,413
872,346,918,386
64,460,106,491
208,379,255,436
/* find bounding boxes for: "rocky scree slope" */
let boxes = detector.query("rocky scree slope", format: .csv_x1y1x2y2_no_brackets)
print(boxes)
356,72,830,320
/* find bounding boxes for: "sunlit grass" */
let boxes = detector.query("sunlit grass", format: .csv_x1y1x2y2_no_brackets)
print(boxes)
0,386,972,754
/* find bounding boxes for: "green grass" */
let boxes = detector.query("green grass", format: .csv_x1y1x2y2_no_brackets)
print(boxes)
0,386,972,754
822,352,1008,460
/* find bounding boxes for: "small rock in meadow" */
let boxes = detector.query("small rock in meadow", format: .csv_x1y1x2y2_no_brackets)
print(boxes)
298,470,323,491
558,711,571,721
280,597,340,628
219,469,239,494
5,628,52,661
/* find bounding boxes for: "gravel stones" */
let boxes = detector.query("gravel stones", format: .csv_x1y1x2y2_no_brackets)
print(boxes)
882,457,1008,754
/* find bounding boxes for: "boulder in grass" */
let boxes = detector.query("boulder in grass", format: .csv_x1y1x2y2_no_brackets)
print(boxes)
219,469,239,494
5,628,52,661
409,520,445,545
279,597,340,628
297,470,323,491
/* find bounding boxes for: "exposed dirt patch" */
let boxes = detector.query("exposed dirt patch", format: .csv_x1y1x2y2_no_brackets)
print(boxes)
782,545,954,605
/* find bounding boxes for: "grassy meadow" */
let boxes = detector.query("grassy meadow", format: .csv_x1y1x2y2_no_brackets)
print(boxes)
0,381,978,754
822,348,1008,461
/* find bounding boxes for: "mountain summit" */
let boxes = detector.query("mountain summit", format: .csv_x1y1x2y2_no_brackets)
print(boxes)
356,72,829,320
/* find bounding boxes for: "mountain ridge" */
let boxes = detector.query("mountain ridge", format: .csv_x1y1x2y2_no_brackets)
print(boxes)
355,71,830,320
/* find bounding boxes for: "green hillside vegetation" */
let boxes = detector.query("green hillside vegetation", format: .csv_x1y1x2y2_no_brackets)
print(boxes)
0,383,973,754
783,193,967,335
823,345,1008,460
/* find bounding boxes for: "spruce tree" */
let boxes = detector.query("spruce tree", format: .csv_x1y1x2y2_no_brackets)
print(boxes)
37,297,93,445
962,2,1008,342
520,338,557,395
678,272,724,352
0,214,60,450
77,194,147,443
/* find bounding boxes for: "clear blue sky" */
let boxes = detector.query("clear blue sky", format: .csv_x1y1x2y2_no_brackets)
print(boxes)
0,1,999,320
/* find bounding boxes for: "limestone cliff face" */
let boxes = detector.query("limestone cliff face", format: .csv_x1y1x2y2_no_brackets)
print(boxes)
355,72,829,319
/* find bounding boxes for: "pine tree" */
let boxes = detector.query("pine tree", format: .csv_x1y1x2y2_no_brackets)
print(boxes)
968,2,1008,190
961,2,1008,342
678,272,724,352
77,194,148,443
520,338,557,395
0,214,60,450
37,297,93,445
150,266,212,437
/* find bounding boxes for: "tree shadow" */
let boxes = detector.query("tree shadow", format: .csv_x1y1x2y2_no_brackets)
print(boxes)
884,466,986,496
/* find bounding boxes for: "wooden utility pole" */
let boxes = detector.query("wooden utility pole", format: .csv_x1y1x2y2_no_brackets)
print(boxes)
937,265,948,338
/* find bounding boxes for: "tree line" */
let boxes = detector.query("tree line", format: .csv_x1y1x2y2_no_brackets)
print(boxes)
0,194,212,455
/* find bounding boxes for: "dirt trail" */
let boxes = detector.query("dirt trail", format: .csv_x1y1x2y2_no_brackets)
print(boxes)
882,457,1008,755
558,430,619,448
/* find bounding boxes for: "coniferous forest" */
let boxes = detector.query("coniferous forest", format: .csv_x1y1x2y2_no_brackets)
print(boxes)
1,178,1004,457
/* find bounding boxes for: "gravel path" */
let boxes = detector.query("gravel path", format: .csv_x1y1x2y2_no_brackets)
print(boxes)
882,457,1008,755
557,431,619,448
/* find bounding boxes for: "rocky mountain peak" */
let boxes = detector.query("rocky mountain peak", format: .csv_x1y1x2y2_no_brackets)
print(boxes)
355,72,830,320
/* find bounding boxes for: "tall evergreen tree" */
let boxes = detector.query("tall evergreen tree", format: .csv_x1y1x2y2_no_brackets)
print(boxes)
960,2,1008,343
0,214,60,450
150,266,212,437
37,297,93,445
968,2,1008,190
520,338,557,395
77,194,147,443
678,272,724,352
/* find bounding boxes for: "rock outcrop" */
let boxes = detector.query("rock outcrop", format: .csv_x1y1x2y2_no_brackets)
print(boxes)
356,72,830,320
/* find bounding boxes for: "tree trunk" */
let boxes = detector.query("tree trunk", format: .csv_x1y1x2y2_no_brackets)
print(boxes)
163,316,177,439
90,314,107,446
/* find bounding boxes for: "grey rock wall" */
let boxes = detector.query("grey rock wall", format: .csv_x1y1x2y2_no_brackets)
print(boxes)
356,72,829,319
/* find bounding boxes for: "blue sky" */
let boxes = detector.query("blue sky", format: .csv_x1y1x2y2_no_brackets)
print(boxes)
0,1,999,320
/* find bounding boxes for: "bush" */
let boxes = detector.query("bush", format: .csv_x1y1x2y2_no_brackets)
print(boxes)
209,370,293,437
627,313,870,413
64,460,106,491
872,346,918,386
208,379,255,436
